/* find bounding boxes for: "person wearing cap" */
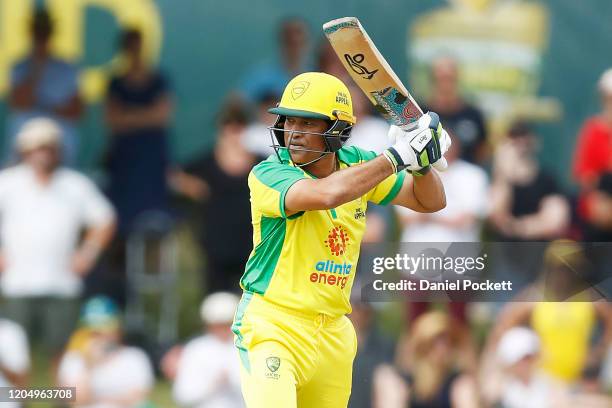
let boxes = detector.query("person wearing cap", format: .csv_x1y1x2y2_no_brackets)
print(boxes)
233,71,450,408
480,327,567,408
0,117,116,360
57,296,154,407
6,7,83,166
172,292,244,408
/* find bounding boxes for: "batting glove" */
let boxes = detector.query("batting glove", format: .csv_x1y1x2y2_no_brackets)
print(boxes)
383,112,451,175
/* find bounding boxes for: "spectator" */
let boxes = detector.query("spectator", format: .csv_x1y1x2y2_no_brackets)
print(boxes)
0,118,115,362
585,172,612,240
348,299,395,408
573,69,612,241
172,292,244,408
0,317,30,408
242,91,277,157
396,136,488,243
423,56,487,165
58,296,154,407
573,68,612,191
170,98,259,292
487,241,612,385
104,28,173,236
240,17,311,102
382,311,479,408
488,122,570,241
480,327,567,408
6,7,83,166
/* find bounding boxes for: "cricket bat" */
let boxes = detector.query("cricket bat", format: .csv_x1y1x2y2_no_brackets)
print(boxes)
323,17,447,169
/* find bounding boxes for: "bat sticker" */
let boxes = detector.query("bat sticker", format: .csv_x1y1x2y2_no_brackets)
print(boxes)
371,87,420,126
344,53,379,80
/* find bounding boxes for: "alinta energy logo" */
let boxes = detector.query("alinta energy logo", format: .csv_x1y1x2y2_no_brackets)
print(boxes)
325,226,350,256
310,226,352,289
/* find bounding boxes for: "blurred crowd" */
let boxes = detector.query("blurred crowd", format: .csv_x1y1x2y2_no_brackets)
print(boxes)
0,9,610,408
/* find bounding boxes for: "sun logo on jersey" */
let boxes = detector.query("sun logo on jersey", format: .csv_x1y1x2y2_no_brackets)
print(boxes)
325,226,350,256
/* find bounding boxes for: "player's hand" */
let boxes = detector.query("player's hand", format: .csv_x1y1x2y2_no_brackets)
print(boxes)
383,112,451,174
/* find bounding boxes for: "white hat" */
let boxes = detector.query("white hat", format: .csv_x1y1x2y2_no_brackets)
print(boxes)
497,327,540,366
200,292,240,324
16,117,62,152
598,68,612,95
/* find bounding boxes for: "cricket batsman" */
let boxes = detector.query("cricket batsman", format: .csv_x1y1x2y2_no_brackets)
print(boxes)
232,72,451,407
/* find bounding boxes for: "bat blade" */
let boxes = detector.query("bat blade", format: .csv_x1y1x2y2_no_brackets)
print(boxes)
323,17,422,130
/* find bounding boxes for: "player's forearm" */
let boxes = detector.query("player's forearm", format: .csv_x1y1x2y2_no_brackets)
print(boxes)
412,171,446,212
285,155,394,213
317,155,393,208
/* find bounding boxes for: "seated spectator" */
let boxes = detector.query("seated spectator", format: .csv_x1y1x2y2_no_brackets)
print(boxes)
422,56,487,165
348,299,395,408
573,68,612,241
104,27,173,237
488,122,570,241
6,7,83,166
0,317,30,408
240,17,311,102
58,296,154,408
172,292,244,408
0,118,115,364
170,98,260,292
377,311,479,408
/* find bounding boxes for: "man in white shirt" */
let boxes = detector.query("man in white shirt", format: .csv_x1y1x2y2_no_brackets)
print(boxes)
0,317,30,408
0,117,116,356
173,292,244,408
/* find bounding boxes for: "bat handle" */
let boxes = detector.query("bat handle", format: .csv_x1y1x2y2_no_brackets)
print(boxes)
399,121,419,132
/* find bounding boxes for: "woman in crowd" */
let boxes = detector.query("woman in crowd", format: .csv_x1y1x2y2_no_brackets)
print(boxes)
374,311,479,408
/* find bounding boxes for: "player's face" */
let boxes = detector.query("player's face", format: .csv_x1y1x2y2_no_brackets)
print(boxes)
283,116,330,164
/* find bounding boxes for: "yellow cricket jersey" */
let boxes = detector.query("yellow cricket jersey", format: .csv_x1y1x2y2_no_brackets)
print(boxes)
531,302,595,382
240,146,405,318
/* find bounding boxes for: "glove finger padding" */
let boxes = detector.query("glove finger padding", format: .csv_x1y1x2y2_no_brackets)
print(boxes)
433,157,448,171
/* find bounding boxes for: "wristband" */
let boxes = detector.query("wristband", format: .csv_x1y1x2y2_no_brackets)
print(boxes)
408,165,431,177
382,149,399,173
